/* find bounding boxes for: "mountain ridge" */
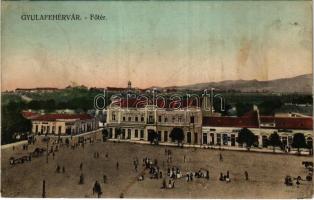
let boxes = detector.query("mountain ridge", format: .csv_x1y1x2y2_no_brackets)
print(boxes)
164,74,313,93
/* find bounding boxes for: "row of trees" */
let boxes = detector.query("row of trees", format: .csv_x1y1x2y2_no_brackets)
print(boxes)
1,95,99,144
237,128,313,154
108,127,185,145
105,126,312,155
1,102,32,145
26,98,96,112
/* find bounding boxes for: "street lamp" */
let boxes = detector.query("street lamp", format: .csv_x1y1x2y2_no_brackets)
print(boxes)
42,179,46,198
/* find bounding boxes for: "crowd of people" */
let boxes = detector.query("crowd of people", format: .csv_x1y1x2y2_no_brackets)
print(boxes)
7,134,312,198
55,164,66,173
185,169,210,182
219,171,231,183
284,161,313,187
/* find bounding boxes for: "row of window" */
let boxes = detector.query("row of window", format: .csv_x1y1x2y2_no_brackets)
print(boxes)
110,128,145,139
112,114,196,124
35,124,95,134
35,125,62,134
112,114,145,122
203,133,235,145
108,128,199,144
202,133,313,147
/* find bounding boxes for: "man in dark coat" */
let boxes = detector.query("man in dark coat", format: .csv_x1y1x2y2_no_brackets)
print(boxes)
93,181,102,198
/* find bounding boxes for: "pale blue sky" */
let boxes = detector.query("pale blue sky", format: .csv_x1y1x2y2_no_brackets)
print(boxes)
2,1,312,90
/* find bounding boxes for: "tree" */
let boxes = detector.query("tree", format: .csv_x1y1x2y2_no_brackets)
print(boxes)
258,99,282,115
169,128,185,146
43,99,56,112
235,103,253,117
268,132,282,152
236,128,257,150
292,133,307,154
306,138,313,155
102,129,109,141
147,130,158,144
2,102,31,145
27,100,41,110
115,128,122,139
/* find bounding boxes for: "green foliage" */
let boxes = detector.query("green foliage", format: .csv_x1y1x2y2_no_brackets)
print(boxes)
115,128,122,139
2,94,22,105
235,103,253,117
169,128,185,144
268,132,282,149
27,99,56,111
102,129,109,137
292,133,307,152
147,130,158,144
102,129,109,141
306,138,313,149
258,100,282,115
1,101,32,145
236,128,258,149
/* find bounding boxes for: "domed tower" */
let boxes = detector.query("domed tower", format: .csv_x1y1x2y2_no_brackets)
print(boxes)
127,80,132,90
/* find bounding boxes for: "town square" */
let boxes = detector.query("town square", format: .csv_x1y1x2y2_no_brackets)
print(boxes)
1,0,313,198
1,135,313,198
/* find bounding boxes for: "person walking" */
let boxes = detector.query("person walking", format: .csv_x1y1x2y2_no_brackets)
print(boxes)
93,181,102,198
244,171,249,180
79,173,84,184
80,162,83,171
206,170,209,180
161,178,166,189
56,165,60,173
103,174,107,183
116,161,119,170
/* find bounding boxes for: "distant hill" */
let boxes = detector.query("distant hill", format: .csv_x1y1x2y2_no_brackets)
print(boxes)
166,74,313,94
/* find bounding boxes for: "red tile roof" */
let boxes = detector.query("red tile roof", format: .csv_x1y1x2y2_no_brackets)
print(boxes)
21,111,40,119
203,111,313,130
260,116,313,130
111,98,201,108
203,116,259,128
32,114,94,121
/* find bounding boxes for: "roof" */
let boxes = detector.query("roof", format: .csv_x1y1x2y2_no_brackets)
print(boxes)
111,98,201,109
21,111,40,119
203,111,313,130
105,87,127,91
275,104,313,116
203,112,259,129
32,114,94,121
260,116,313,130
16,87,58,90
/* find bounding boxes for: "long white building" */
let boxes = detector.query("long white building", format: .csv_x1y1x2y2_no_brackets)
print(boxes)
202,111,313,148
31,113,98,135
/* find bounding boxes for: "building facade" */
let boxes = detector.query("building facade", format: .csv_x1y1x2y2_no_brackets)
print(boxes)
202,111,313,149
106,103,202,144
31,114,98,135
106,98,313,149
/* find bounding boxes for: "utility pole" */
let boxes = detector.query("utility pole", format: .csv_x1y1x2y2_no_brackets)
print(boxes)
45,135,49,164
42,180,46,198
210,88,215,116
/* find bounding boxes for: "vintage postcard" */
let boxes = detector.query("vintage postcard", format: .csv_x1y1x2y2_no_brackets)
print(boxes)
1,0,313,198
